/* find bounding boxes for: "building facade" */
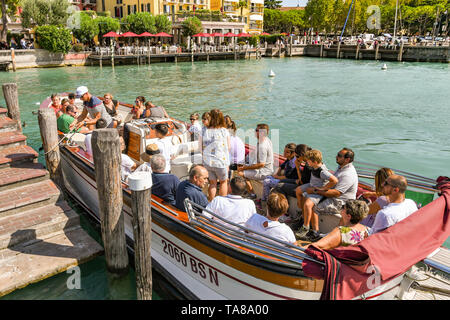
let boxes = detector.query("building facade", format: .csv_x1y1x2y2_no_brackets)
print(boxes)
100,0,209,18
70,0,98,11
210,0,263,34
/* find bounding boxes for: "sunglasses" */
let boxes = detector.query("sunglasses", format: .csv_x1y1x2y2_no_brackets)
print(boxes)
336,153,346,158
383,180,396,188
190,118,196,121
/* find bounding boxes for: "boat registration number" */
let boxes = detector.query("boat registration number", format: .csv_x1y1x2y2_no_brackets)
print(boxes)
161,238,219,287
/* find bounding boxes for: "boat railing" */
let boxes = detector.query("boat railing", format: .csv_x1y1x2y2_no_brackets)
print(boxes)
354,161,438,193
184,199,325,268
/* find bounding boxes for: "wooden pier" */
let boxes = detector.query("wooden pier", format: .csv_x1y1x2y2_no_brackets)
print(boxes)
88,50,260,66
0,93,103,297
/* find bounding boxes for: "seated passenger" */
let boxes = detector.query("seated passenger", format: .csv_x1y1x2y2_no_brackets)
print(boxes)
60,98,70,114
360,168,394,227
134,144,160,173
237,123,274,199
309,147,358,217
300,200,369,250
103,93,120,128
50,93,63,117
175,164,209,212
68,92,76,107
274,144,312,201
57,105,90,134
295,149,338,242
154,123,175,173
149,154,180,206
262,143,297,202
245,192,296,245
84,118,108,156
204,176,256,228
143,100,169,118
132,96,145,119
188,113,202,140
369,174,418,235
119,136,137,182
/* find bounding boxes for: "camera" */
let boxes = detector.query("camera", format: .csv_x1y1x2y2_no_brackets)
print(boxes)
229,163,239,171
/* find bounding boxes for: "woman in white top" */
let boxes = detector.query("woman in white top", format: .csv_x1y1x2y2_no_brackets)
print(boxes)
245,192,296,245
199,109,230,201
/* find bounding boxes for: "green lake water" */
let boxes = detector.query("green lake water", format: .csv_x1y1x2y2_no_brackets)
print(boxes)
0,57,449,299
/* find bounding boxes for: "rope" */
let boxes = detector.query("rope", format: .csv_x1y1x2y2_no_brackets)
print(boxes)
43,129,79,155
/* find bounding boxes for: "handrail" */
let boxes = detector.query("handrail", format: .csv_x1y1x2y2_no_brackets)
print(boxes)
184,199,325,267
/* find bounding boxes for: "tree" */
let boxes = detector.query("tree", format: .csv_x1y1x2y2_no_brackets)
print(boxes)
121,12,156,34
280,9,305,34
21,0,69,28
155,14,172,33
35,25,72,54
264,0,282,10
181,16,203,37
1,0,20,42
263,8,283,33
71,11,99,43
95,15,120,36
236,0,248,23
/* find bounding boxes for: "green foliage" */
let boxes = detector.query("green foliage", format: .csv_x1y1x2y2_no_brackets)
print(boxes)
1,0,21,41
35,25,72,54
71,11,99,43
71,43,84,52
21,0,69,28
249,35,260,47
155,15,172,33
181,16,203,37
264,0,282,10
264,9,305,34
121,12,156,34
95,15,120,36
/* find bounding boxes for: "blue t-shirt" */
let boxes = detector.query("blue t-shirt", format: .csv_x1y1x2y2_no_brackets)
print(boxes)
152,172,180,206
175,180,209,212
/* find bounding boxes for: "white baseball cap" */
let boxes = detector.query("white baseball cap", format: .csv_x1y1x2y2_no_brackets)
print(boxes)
75,86,89,98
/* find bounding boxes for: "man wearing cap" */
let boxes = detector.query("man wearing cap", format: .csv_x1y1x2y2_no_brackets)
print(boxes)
71,86,114,131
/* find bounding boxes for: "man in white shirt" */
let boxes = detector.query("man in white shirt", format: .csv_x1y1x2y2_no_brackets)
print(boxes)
119,136,136,182
205,176,256,229
154,123,175,173
370,174,418,235
245,192,296,245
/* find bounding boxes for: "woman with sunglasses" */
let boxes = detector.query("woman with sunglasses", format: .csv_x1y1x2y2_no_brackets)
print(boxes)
132,96,146,119
103,93,120,128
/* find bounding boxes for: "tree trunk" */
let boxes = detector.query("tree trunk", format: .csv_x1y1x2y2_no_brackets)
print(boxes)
1,0,8,42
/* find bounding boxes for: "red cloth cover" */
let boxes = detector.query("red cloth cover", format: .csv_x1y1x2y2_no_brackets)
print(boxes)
302,177,450,300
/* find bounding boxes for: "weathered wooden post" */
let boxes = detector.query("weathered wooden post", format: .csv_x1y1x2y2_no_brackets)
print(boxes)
337,41,341,59
128,171,153,300
100,49,103,68
320,43,324,58
92,129,129,275
37,108,63,187
2,83,22,132
375,42,380,60
355,43,360,60
398,41,404,62
10,48,16,72
289,35,293,57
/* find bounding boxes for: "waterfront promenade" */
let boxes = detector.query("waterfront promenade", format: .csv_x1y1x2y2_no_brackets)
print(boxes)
0,100,103,297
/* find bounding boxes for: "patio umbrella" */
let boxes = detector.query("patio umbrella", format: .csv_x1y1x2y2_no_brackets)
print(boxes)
103,31,121,38
210,32,224,37
139,32,155,37
280,32,288,36
236,32,251,38
260,32,270,36
121,31,139,37
223,32,237,37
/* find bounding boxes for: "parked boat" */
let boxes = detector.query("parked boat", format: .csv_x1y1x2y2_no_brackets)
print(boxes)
40,94,450,300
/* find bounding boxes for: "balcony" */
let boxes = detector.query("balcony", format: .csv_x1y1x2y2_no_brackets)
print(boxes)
82,0,97,4
249,7,263,14
248,23,262,30
223,6,235,13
